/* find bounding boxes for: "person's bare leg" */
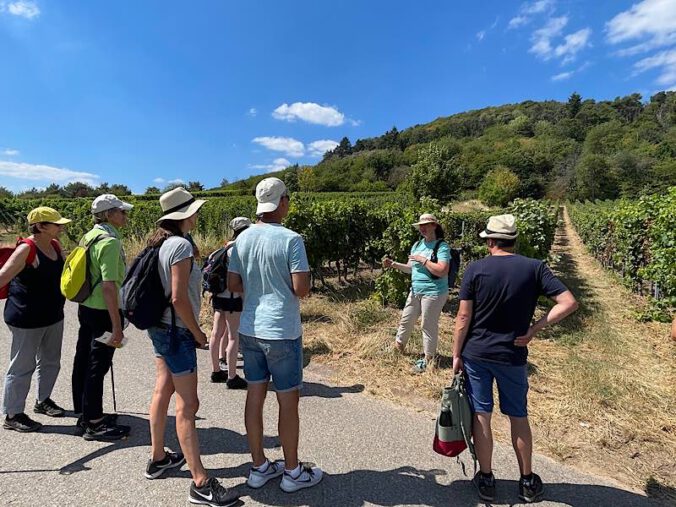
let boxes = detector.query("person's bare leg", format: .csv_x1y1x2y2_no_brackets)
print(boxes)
245,382,269,467
276,389,300,470
149,358,175,461
473,412,494,473
225,312,241,380
209,311,226,373
173,372,208,486
509,416,533,475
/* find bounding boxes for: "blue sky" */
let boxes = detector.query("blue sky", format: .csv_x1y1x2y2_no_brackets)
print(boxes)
1,0,675,193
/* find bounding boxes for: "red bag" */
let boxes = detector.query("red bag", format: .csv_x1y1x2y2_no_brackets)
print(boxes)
0,238,61,299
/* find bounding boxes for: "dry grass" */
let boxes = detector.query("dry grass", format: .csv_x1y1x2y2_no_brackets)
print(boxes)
197,210,675,501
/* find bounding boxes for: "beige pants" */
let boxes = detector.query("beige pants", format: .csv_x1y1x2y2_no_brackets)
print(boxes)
395,291,448,357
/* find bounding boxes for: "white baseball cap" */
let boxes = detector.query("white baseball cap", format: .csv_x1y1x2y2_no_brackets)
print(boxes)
230,216,252,232
255,177,287,214
91,194,133,214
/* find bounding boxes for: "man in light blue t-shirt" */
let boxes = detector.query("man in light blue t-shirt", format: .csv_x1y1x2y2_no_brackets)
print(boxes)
228,177,323,493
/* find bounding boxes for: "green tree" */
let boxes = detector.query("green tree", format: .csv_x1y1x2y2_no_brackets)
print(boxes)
63,181,95,198
567,92,582,118
574,154,619,200
283,168,300,192
109,184,132,195
478,166,521,206
406,144,459,202
219,178,229,188
0,186,13,199
145,186,160,194
186,181,204,192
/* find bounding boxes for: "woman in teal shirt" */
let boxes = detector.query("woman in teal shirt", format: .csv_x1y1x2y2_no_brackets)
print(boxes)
383,213,450,373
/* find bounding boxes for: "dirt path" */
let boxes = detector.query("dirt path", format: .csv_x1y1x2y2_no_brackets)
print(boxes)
523,207,675,501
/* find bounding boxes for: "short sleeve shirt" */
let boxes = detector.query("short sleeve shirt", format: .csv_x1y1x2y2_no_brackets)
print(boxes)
228,222,309,340
81,224,126,310
459,254,568,365
158,236,202,328
410,240,451,296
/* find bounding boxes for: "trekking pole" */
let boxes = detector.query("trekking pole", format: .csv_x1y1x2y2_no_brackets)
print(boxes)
110,362,117,413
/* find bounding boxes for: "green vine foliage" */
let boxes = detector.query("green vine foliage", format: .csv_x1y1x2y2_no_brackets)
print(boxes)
568,186,675,321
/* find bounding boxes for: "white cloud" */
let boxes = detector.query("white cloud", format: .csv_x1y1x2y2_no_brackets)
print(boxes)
530,16,568,58
0,160,99,185
2,1,40,19
153,177,166,184
633,48,676,89
307,140,339,157
551,71,574,81
554,28,592,63
508,0,555,29
606,0,676,54
2,148,19,156
476,30,486,42
247,107,257,117
272,102,345,127
250,158,292,173
168,178,184,185
252,136,305,157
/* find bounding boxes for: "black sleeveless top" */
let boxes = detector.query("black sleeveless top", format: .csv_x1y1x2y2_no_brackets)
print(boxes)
4,243,66,329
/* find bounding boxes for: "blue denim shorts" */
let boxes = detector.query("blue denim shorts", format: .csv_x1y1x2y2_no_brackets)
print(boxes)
462,357,529,417
240,334,303,392
148,326,197,376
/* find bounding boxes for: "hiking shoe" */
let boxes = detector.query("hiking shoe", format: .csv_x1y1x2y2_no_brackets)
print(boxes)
3,413,42,433
34,398,65,417
519,473,544,503
75,413,119,436
189,477,240,506
83,421,130,441
247,459,285,489
472,471,496,502
226,374,247,390
145,450,186,479
219,358,227,371
211,371,228,383
280,463,323,493
411,358,427,374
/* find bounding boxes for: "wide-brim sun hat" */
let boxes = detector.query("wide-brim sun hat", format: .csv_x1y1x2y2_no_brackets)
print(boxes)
27,206,71,225
412,213,439,230
230,216,252,232
158,187,206,222
479,213,519,240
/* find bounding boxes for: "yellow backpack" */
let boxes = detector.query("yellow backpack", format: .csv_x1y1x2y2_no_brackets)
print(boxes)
60,232,111,302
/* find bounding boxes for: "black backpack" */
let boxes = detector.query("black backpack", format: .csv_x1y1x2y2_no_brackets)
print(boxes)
121,245,172,330
202,245,232,295
418,239,462,288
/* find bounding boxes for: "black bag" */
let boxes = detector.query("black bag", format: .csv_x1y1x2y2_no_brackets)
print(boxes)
121,245,172,330
422,239,462,288
202,245,231,295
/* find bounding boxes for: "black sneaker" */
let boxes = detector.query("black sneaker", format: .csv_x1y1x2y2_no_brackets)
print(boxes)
519,473,544,503
145,450,186,479
226,375,247,390
34,398,65,417
211,371,228,383
3,413,42,433
472,471,496,502
75,413,119,436
83,421,130,441
189,477,240,506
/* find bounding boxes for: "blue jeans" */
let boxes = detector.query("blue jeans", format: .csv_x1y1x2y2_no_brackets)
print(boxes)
463,357,529,417
240,334,303,392
148,326,197,376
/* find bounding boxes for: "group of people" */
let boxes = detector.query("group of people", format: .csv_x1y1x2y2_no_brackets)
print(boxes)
0,174,580,505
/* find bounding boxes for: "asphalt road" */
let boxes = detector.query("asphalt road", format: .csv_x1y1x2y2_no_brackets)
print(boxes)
0,301,661,506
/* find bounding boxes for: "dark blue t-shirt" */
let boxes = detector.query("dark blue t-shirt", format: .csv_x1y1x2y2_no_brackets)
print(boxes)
459,254,568,365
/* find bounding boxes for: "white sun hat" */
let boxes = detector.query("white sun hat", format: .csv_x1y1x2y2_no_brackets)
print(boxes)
157,187,206,222
479,214,519,240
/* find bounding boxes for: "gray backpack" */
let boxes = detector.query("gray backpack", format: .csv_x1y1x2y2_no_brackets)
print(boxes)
433,372,476,469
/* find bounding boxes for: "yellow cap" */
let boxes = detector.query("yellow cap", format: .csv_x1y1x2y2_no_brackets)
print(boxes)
27,207,72,225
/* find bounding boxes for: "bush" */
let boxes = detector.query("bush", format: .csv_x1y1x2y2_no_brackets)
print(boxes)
478,166,520,207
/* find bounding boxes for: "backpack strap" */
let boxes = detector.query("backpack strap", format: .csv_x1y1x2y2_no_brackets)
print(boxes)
431,239,443,263
50,239,62,257
17,238,38,266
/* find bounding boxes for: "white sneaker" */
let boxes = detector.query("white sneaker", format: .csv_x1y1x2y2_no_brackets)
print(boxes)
247,459,285,489
280,463,323,493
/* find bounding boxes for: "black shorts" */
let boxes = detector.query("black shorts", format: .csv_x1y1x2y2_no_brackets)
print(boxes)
212,296,243,313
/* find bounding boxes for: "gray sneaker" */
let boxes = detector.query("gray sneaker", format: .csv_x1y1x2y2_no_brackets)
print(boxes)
247,459,285,488
280,463,323,493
